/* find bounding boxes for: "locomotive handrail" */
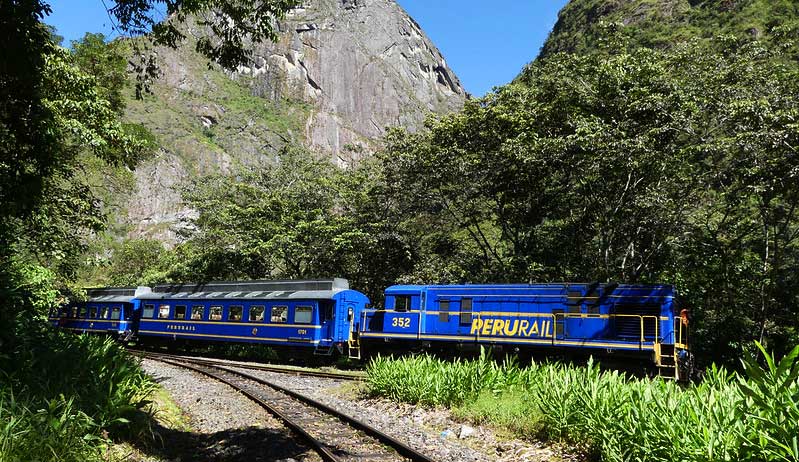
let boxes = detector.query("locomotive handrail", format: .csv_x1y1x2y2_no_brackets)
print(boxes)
550,313,661,350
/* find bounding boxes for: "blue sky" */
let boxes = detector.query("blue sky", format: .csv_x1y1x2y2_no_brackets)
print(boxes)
45,0,568,97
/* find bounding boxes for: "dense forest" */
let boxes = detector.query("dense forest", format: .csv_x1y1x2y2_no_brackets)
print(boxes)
1,0,799,459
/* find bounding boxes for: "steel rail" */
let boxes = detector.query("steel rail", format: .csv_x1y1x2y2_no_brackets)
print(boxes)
129,349,365,381
151,355,342,462
143,352,437,462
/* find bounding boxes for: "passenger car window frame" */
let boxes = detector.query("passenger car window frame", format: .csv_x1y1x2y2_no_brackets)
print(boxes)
158,304,171,319
294,305,313,324
191,305,205,320
209,306,223,321
249,305,265,322
111,307,121,320
270,305,288,323
229,305,244,322
175,305,188,320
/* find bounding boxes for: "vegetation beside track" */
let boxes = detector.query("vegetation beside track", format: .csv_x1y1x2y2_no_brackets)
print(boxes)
0,330,156,462
366,345,799,462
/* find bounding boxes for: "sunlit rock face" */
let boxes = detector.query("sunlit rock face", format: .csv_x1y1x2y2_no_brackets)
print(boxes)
122,0,465,241
246,0,466,165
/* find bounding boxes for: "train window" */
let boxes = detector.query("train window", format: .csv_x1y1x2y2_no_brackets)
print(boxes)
395,296,411,312
101,307,111,319
229,306,243,322
438,300,450,322
209,306,223,321
249,305,265,322
89,307,98,318
568,303,582,314
175,305,187,320
460,298,473,324
80,307,88,318
295,306,313,324
588,305,601,317
191,305,205,320
111,307,121,320
158,305,170,319
143,305,155,318
271,305,288,323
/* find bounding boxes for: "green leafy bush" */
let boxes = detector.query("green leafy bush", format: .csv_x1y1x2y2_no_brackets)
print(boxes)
367,344,799,462
0,329,157,462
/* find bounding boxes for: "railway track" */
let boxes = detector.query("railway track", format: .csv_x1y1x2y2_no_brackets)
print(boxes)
141,352,435,462
129,349,366,381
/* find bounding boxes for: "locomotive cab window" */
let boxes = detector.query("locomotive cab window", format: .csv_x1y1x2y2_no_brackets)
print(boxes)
191,305,205,320
158,305,170,319
271,305,288,323
439,300,450,322
229,306,243,322
111,307,121,320
394,296,411,312
249,305,265,322
295,306,313,324
460,298,473,324
175,305,187,320
209,306,223,321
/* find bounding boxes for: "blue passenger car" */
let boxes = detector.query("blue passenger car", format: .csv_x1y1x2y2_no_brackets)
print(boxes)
135,279,369,356
50,287,149,340
359,283,691,379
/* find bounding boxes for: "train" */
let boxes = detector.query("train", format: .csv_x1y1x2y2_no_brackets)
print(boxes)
50,278,692,379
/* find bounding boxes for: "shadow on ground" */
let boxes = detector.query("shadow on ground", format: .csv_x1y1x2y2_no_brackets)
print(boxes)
120,409,313,462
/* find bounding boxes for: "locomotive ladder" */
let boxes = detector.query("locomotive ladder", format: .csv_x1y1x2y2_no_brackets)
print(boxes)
655,342,679,380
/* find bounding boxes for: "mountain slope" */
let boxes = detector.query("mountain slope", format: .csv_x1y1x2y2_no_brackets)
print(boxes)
540,0,799,59
122,0,465,241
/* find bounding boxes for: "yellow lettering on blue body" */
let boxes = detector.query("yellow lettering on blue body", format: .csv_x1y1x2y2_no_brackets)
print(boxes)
470,319,483,335
490,319,505,336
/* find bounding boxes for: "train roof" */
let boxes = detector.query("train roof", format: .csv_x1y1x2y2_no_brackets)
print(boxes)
85,286,152,303
386,283,675,296
137,278,351,301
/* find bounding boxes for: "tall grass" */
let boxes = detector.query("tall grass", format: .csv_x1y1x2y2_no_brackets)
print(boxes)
0,328,157,462
366,344,799,462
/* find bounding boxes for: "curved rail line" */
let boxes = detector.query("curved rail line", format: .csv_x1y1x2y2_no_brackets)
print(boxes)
129,349,366,381
141,352,435,462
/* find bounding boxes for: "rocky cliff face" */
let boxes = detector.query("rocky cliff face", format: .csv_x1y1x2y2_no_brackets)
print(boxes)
122,0,465,241
253,0,465,163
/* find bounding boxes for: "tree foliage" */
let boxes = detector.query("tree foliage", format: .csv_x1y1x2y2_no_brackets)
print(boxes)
381,35,799,364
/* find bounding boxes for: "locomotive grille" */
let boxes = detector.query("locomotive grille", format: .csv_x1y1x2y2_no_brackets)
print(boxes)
613,305,660,340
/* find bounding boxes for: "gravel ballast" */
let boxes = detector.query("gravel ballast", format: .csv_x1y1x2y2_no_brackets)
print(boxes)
140,359,320,461
140,357,579,462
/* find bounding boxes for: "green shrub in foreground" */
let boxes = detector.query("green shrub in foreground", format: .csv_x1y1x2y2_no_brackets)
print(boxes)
1,329,157,462
366,344,799,462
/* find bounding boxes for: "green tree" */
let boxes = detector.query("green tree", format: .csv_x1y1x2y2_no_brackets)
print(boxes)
383,34,799,365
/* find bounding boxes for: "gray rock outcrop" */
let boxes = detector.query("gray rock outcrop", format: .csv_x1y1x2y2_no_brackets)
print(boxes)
122,0,466,241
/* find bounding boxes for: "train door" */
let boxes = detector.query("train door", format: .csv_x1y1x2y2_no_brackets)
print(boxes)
319,300,336,341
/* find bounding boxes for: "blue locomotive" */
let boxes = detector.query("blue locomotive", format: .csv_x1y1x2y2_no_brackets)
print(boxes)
358,283,690,379
133,279,368,356
52,279,691,378
50,287,148,340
